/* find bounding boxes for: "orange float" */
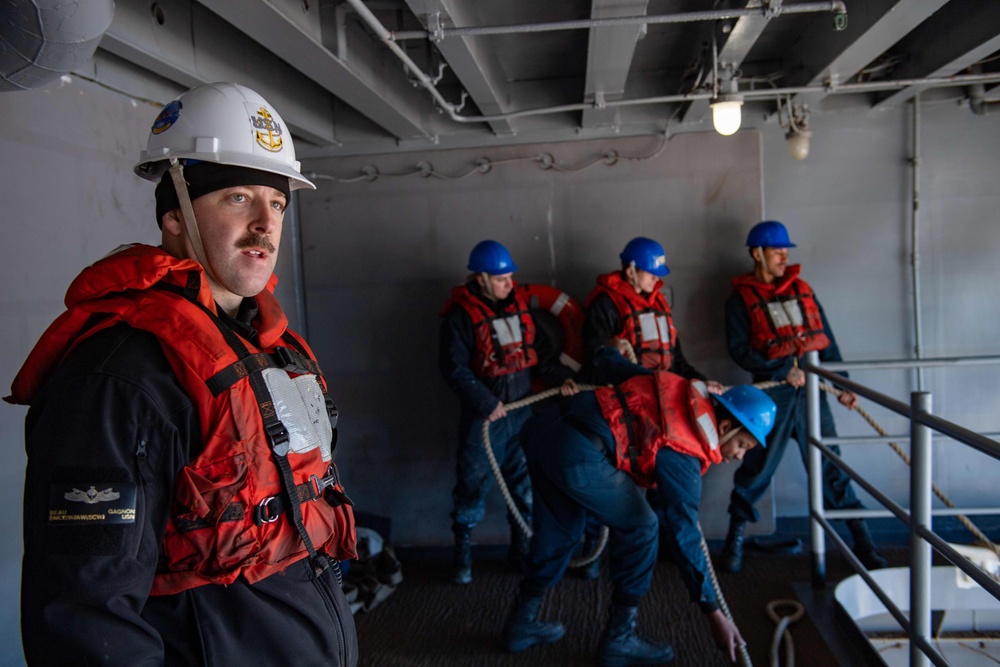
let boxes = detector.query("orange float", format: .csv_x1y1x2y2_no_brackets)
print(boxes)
521,283,585,374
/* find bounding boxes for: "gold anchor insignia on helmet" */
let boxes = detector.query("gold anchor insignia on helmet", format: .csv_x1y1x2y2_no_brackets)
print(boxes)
251,106,284,153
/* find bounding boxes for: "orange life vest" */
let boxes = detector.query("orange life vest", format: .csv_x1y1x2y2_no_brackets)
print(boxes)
594,371,721,487
732,265,830,360
586,271,677,370
441,282,538,377
7,244,357,595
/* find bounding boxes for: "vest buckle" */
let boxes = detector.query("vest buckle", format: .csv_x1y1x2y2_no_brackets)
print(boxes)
256,496,281,524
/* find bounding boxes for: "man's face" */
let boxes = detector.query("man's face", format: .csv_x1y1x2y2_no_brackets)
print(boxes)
479,272,514,301
624,266,660,295
188,185,286,306
757,246,789,281
633,268,660,294
718,423,760,463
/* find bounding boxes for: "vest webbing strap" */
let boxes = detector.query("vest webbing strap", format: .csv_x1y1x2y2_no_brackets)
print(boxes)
612,385,641,476
750,286,783,342
254,463,351,525
205,346,323,397
195,302,329,576
620,297,666,364
475,299,508,367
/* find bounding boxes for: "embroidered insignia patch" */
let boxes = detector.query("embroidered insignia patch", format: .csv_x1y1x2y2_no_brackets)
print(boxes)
151,100,182,135
48,482,137,525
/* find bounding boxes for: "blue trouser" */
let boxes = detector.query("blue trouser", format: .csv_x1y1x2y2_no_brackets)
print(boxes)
652,447,717,611
452,408,532,530
728,383,862,523
519,396,658,606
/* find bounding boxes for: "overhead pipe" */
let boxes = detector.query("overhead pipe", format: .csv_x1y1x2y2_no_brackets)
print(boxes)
344,0,461,118
969,83,997,116
387,1,847,41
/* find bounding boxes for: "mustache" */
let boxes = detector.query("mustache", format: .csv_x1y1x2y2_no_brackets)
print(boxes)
235,234,276,254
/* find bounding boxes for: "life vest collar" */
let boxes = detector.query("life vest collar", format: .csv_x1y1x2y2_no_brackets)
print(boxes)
732,263,803,296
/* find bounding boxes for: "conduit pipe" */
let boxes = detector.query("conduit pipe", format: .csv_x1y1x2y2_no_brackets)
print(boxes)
338,4,1000,128
910,96,925,391
388,1,847,41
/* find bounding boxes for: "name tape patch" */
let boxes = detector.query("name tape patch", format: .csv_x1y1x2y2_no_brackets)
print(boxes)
48,483,137,525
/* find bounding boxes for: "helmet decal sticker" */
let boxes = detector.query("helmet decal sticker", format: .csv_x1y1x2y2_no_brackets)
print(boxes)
151,100,182,135
251,105,284,153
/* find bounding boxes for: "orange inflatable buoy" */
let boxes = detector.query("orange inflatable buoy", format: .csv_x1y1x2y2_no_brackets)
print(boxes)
521,283,585,373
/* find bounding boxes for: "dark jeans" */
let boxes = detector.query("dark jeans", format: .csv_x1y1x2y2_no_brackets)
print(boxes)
519,397,658,605
728,383,862,523
652,447,716,611
452,408,532,530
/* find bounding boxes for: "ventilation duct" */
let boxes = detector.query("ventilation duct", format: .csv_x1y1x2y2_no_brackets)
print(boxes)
1,0,114,92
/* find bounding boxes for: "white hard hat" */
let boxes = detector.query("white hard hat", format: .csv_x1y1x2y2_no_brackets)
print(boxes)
135,82,315,191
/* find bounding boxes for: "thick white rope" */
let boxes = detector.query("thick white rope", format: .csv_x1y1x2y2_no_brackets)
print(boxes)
478,384,610,567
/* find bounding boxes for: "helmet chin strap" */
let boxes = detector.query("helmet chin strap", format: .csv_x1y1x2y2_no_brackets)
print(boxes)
168,159,220,286
626,260,640,291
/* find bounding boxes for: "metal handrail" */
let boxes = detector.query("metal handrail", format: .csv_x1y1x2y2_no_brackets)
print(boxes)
822,354,1000,372
804,361,1000,459
801,350,1000,667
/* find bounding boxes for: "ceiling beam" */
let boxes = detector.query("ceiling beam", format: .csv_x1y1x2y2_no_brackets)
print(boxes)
197,0,434,142
99,0,340,146
403,0,515,136
681,0,772,125
582,0,649,130
872,0,1000,110
786,0,950,109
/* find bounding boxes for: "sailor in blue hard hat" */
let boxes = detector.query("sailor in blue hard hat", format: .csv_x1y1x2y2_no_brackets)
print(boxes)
439,240,579,586
582,236,723,391
501,348,777,664
719,220,888,574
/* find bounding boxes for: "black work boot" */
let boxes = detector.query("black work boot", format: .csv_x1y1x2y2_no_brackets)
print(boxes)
598,605,674,666
502,593,566,653
450,523,472,585
720,518,747,573
847,519,889,570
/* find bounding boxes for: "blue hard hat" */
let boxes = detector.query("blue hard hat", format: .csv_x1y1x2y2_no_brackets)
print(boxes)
620,237,670,276
715,385,777,447
468,240,518,274
746,221,796,249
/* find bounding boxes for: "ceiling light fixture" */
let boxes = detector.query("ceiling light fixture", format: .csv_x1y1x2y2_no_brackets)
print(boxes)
711,69,743,136
712,96,744,136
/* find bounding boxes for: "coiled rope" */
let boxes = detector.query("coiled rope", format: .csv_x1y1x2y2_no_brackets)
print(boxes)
765,599,805,667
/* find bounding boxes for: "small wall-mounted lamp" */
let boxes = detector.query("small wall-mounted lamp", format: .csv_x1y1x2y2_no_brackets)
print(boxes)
786,127,813,160
778,96,812,160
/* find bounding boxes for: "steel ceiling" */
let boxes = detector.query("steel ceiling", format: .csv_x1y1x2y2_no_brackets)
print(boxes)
91,0,1000,157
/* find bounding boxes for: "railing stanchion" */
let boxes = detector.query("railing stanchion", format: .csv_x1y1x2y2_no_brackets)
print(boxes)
806,350,826,588
910,391,933,667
